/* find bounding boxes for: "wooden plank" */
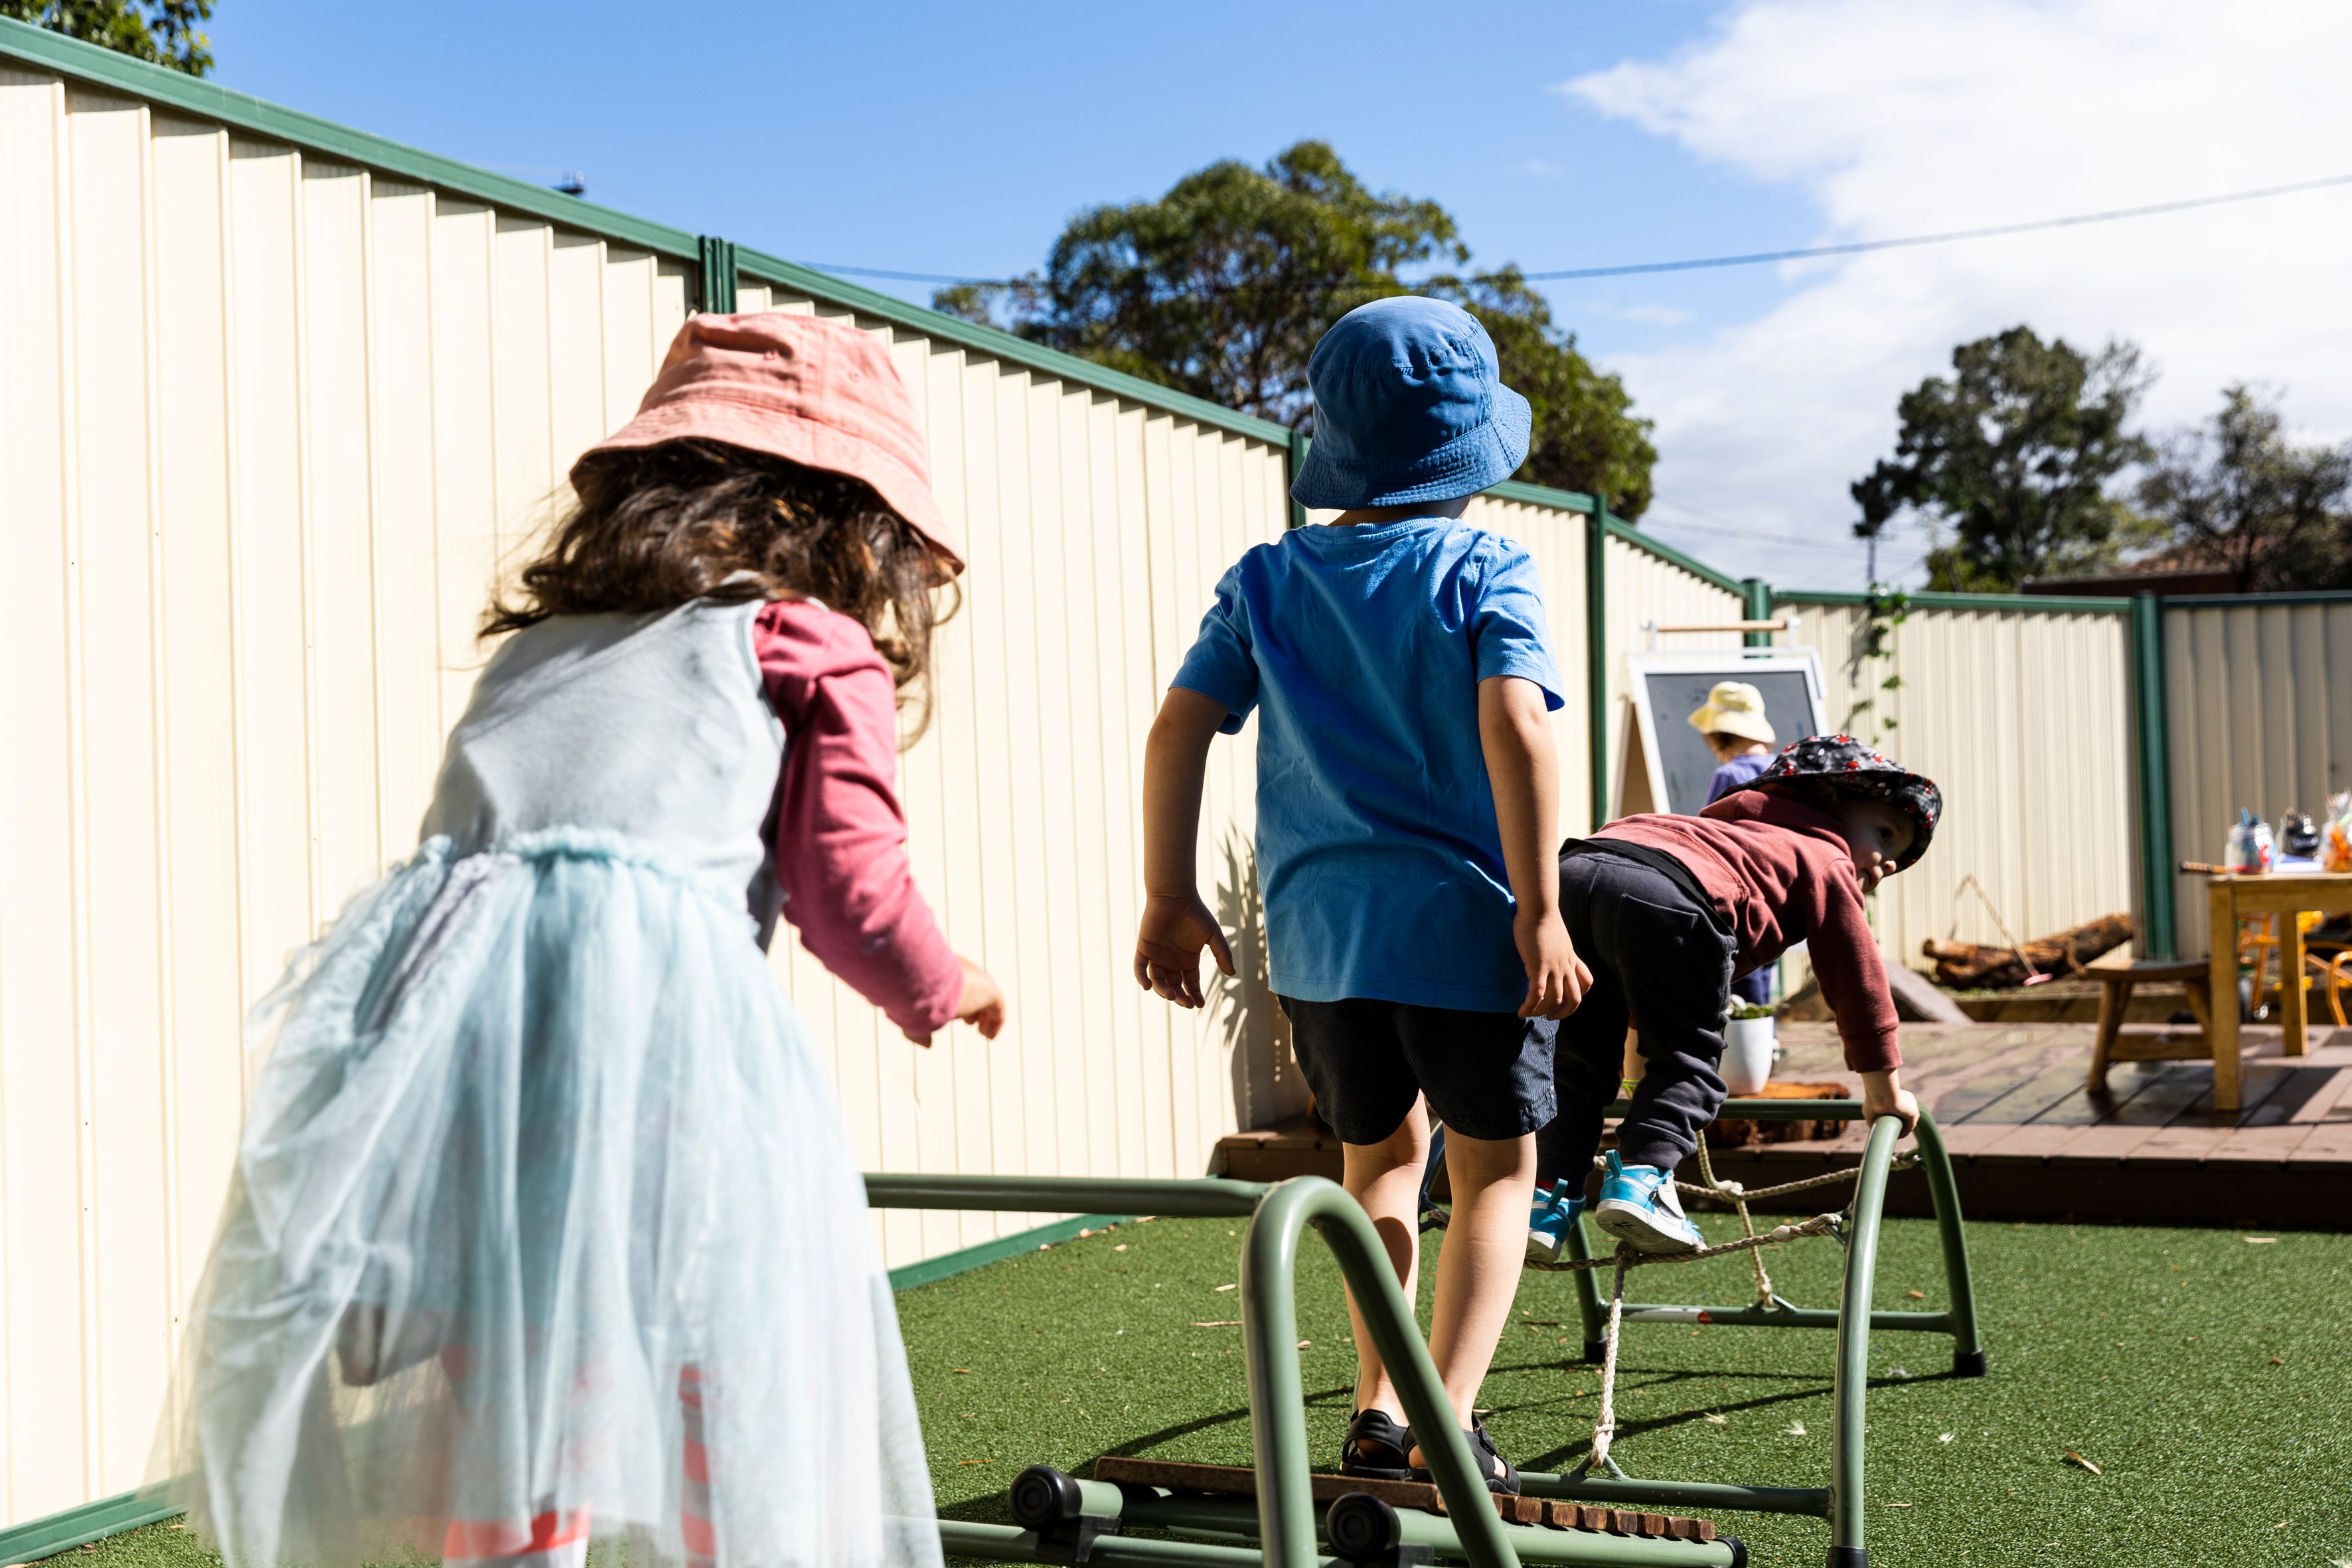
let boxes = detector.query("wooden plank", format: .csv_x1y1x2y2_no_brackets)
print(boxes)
1963,1119,2108,1159
2286,1120,2352,1163
1924,1034,2092,1123
1970,1052,2117,1127
2193,1068,2352,1164
1928,1121,2030,1156
1093,1456,1548,1525
1901,1028,2053,1107
2097,1062,2232,1128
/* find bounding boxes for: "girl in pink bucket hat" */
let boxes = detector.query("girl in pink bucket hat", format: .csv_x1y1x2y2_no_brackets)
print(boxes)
159,312,998,1568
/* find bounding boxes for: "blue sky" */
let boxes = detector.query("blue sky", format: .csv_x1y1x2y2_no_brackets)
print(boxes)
203,1,2352,591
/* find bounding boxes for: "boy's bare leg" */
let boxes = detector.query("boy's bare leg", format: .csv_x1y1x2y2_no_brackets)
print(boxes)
1411,1126,1537,1458
1340,1097,1431,1418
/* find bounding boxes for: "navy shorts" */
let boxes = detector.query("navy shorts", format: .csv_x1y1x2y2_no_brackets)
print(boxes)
1279,995,1557,1145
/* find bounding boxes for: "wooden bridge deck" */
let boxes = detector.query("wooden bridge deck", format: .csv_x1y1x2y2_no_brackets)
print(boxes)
1214,1021,2352,1227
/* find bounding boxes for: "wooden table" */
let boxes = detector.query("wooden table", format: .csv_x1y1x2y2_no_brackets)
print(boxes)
2205,871,2352,1109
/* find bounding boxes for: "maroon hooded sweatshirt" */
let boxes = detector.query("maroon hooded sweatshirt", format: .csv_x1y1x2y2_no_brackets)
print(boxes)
1589,790,1900,1074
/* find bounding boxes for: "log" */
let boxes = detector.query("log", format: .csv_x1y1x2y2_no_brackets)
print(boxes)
1920,912,2134,990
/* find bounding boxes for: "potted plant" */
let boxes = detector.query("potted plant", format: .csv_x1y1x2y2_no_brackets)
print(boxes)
1722,1000,1780,1095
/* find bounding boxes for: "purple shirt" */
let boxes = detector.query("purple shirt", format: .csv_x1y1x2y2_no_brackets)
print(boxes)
1704,749,1772,806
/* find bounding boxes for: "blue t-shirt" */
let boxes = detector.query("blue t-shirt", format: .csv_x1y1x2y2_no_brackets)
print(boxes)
1171,517,1564,1012
1704,749,1772,805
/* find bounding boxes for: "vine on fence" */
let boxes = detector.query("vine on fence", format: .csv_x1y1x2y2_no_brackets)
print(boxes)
1840,585,1909,742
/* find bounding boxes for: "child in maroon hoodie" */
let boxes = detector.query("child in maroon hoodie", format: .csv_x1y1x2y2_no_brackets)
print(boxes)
1528,736,1942,1256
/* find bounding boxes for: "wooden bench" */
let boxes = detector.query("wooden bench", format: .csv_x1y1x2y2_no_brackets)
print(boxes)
2085,959,2216,1097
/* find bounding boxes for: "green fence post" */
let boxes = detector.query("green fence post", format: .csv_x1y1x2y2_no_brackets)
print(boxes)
696,235,738,313
1742,578,1772,647
1285,431,1310,530
1586,502,1610,830
2129,594,2175,959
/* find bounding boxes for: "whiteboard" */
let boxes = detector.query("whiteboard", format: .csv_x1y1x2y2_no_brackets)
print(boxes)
1617,651,1827,818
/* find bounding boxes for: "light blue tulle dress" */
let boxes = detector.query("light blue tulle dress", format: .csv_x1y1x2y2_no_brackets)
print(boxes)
153,599,942,1568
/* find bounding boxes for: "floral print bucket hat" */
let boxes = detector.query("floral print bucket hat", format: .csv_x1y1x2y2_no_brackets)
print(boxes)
1738,734,1942,870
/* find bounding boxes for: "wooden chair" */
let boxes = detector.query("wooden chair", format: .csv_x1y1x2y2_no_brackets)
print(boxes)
2308,945,2351,1028
2085,959,2217,1095
2243,912,2351,1028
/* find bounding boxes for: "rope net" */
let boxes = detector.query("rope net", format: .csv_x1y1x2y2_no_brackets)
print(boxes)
1535,1142,1922,1474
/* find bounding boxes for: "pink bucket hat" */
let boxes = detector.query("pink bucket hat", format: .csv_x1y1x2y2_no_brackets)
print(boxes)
574,311,963,574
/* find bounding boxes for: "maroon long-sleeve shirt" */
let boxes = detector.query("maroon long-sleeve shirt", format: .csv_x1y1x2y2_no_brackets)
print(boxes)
1591,791,1900,1073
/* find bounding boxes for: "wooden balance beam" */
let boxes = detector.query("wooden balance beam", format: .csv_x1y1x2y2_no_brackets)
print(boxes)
1091,1455,1720,1542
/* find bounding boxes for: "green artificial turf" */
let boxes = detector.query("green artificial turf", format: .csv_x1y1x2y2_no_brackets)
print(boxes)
52,1215,2352,1568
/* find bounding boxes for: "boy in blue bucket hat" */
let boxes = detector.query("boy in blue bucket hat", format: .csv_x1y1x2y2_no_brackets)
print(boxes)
1133,296,1585,1494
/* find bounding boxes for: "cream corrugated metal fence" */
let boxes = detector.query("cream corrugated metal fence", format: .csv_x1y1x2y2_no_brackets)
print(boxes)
0,67,705,1524
0,33,1310,1526
1460,491,1594,830
1777,594,2138,977
2163,596,2352,957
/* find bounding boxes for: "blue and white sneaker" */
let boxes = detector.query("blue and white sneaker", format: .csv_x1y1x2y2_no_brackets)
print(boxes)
1593,1150,1702,1255
1526,1180,1587,1264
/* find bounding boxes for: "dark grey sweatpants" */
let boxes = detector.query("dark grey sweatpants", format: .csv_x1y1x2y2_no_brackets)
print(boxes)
1533,850,1738,1183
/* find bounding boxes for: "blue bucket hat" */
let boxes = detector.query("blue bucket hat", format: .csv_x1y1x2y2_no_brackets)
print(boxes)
1290,296,1531,510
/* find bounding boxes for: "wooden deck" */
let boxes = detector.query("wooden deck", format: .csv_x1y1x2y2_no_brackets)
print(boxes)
1213,1021,2352,1227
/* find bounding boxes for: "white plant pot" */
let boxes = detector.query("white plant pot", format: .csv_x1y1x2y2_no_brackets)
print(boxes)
1722,1016,1778,1096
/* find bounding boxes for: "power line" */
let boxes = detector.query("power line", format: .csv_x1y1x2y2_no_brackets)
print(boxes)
1641,504,1865,560
1522,171,2352,281
795,171,2352,291
803,263,990,285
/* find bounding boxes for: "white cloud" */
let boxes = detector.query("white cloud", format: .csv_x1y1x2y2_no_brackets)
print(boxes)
1605,302,1694,327
1559,0,2352,589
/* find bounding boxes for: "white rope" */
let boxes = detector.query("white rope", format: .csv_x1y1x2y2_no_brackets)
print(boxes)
1693,1137,1775,1304
1588,1254,1630,1472
1555,1135,1913,1473
1527,1212,1839,1275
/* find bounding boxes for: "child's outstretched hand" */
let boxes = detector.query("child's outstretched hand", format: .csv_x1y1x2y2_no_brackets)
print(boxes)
907,957,1006,1046
1515,907,1593,1021
1859,1069,1920,1136
1134,893,1236,1009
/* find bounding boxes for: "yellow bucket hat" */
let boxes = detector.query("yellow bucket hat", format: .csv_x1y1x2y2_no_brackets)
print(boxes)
1687,680,1776,745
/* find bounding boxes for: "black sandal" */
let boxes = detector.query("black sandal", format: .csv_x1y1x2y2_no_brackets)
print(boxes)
1411,1415,1520,1496
1338,1408,1415,1480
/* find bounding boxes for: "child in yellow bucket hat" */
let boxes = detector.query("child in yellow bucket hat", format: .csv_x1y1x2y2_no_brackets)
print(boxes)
1688,679,1777,805
1688,680,1778,1008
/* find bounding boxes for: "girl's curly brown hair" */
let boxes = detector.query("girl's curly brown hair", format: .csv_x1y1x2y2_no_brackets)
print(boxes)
483,440,958,743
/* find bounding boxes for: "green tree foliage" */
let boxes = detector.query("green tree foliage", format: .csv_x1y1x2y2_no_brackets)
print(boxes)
935,141,1656,518
2136,385,2352,591
2,0,215,73
1851,326,2155,591
1425,266,1656,517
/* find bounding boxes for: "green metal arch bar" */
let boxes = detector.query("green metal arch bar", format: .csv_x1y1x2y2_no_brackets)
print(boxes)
1560,1105,1982,1370
1828,1115,1900,1560
864,1172,1269,1217
1525,1107,1979,1561
1240,1176,1523,1568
